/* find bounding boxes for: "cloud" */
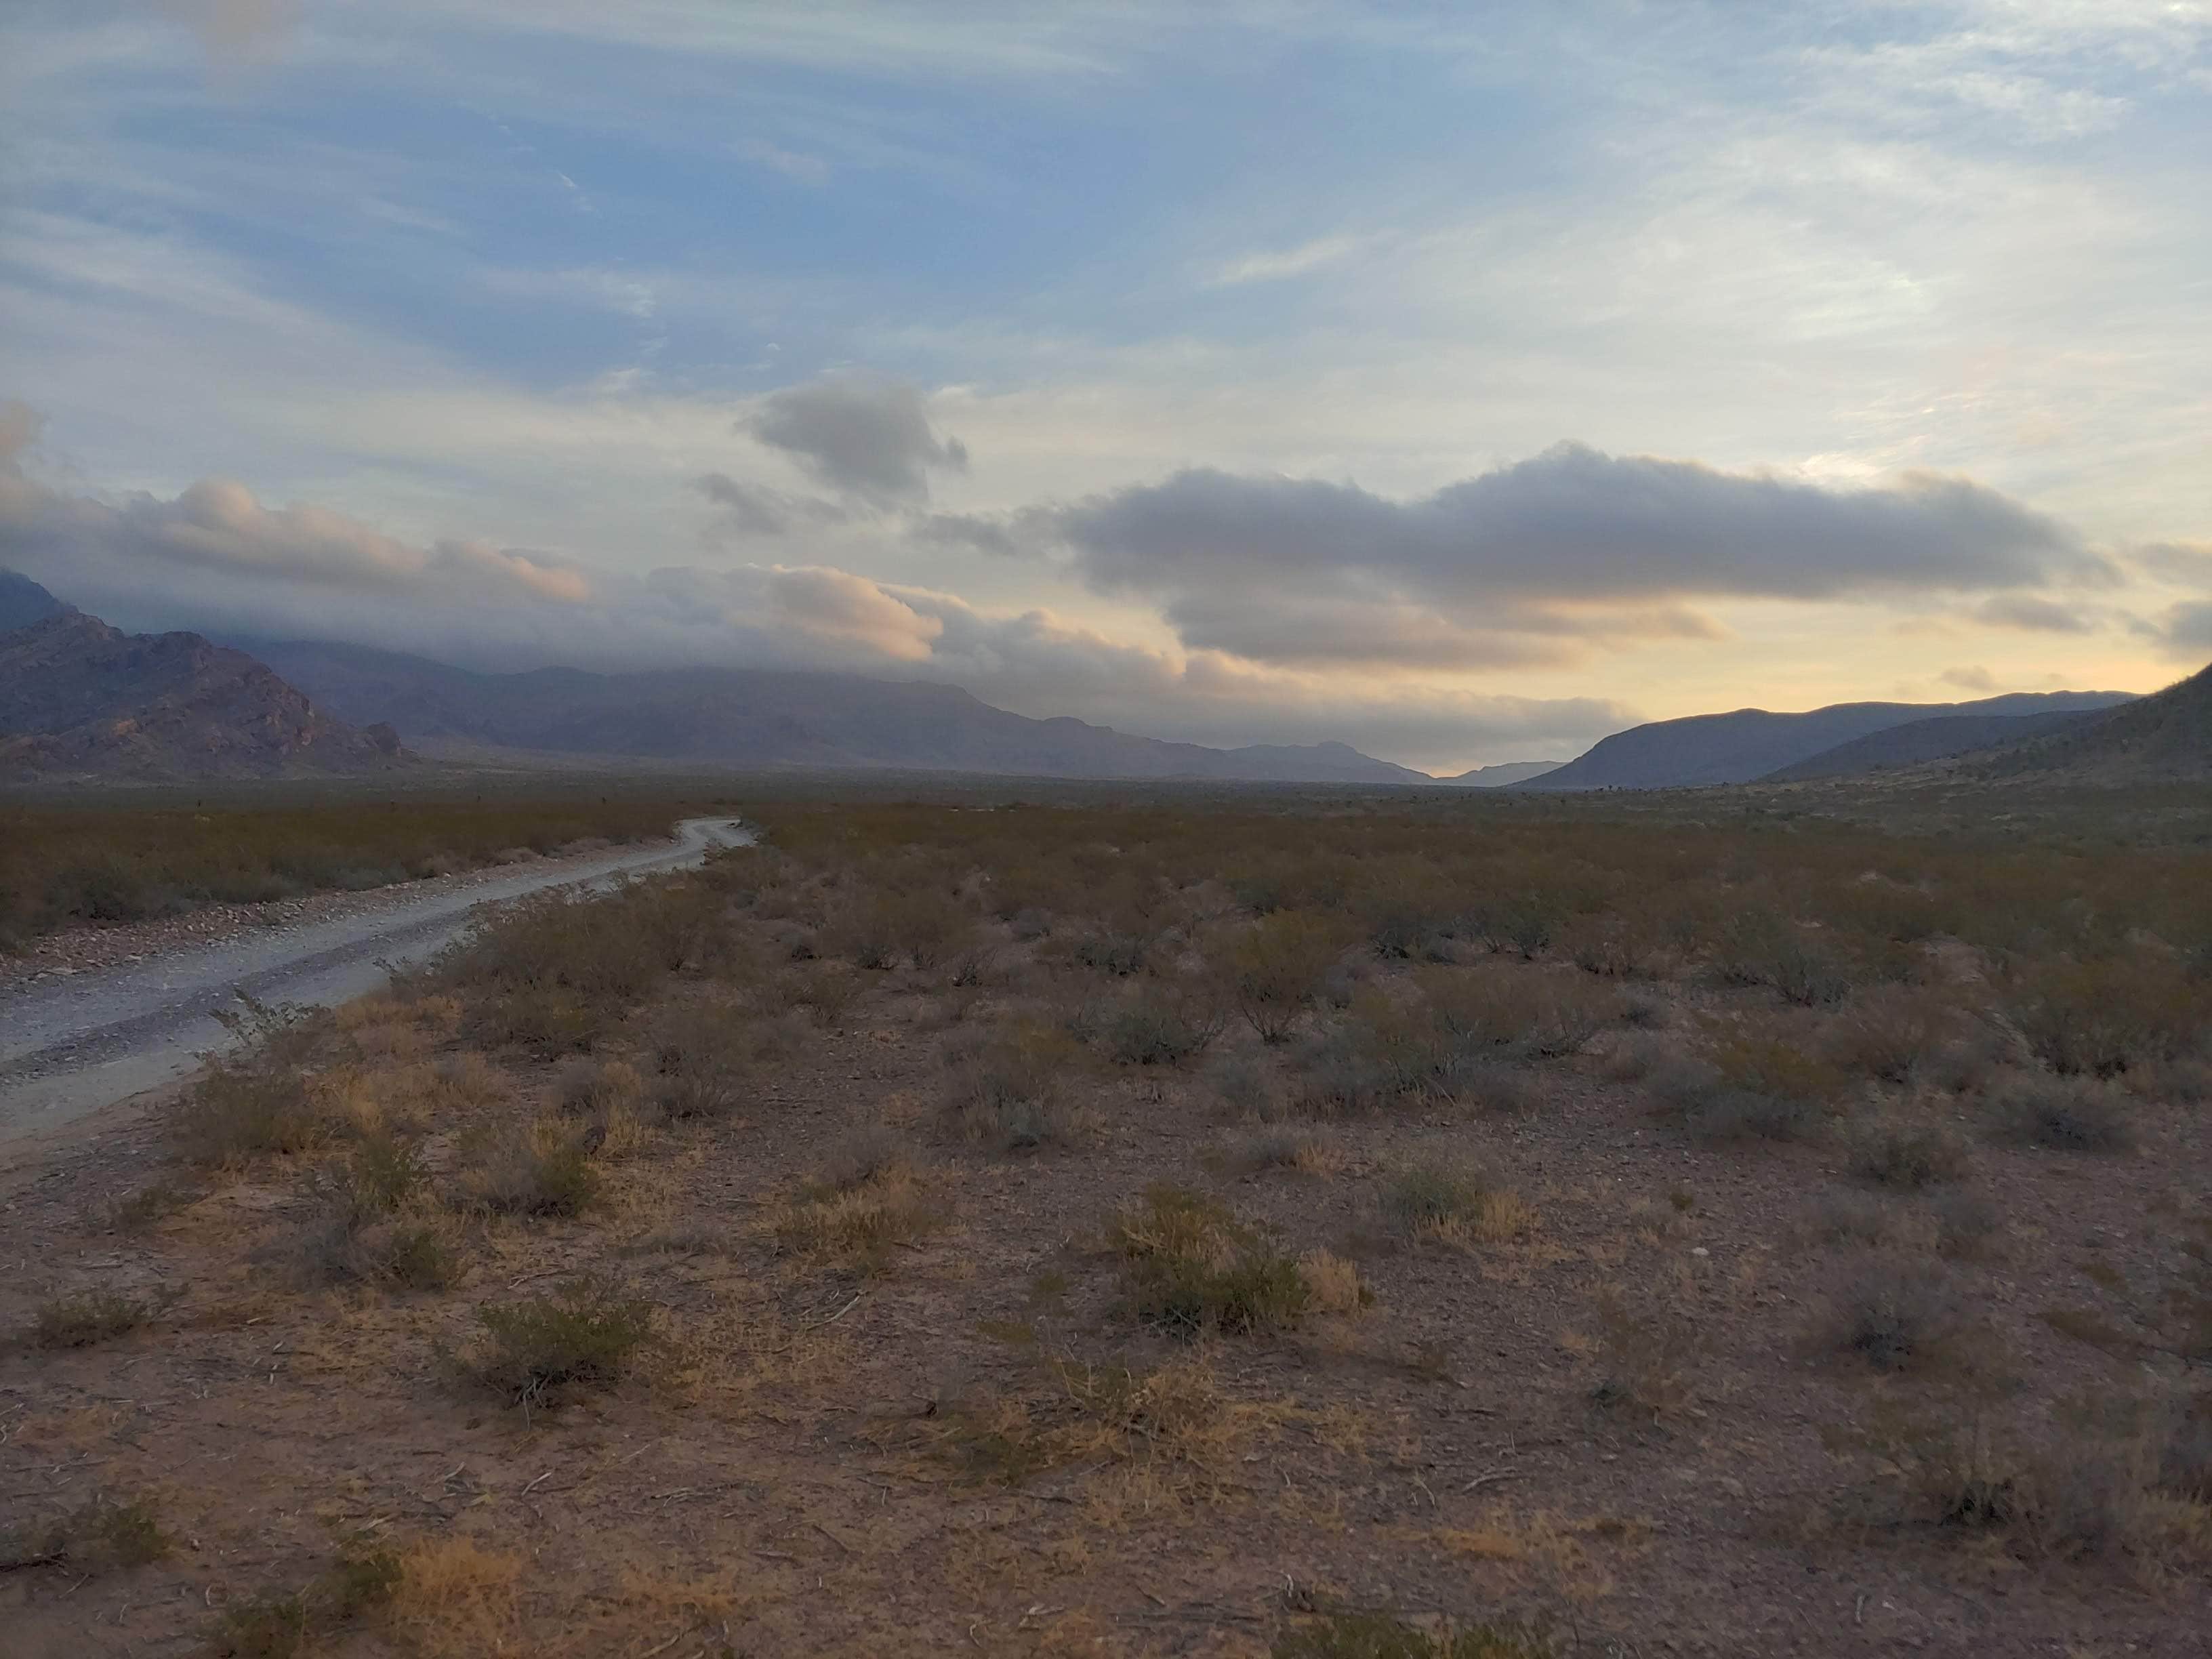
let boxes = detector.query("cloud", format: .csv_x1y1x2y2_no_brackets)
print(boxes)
1940,664,1999,692
2135,541,2212,586
1204,234,1368,287
744,377,969,508
1000,443,2105,670
2143,601,2212,661
689,472,848,542
157,0,298,64
0,439,592,630
0,423,1623,771
1973,594,2091,632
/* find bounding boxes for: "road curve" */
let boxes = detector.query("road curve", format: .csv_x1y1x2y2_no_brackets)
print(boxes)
0,817,752,1143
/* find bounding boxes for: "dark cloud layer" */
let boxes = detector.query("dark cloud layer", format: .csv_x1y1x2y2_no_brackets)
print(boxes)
1019,443,2108,668
744,377,968,507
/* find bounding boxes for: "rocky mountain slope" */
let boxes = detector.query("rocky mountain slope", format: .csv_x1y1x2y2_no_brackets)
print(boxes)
1,577,405,783
1758,708,2102,782
1963,659,2212,783
1528,689,2133,790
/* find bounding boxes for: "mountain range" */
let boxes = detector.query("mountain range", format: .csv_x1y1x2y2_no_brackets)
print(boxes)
0,590,405,783
5,566,2197,791
1526,689,2137,790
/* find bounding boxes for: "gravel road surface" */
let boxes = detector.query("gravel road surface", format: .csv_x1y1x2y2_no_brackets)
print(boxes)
0,817,750,1144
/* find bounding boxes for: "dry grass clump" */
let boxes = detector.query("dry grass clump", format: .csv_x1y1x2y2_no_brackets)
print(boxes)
1984,1070,2133,1152
935,1353,1260,1489
1109,1184,1311,1336
32,1290,148,1349
0,1494,167,1575
455,1118,600,1217
1807,1190,1999,1261
1880,1409,2212,1573
1273,1609,1555,1658
211,1546,403,1658
772,1144,939,1271
1846,1107,1972,1189
1380,1162,1536,1248
1227,1120,1348,1176
455,1278,655,1409
1297,1248,1372,1315
1818,1253,1973,1374
1586,1290,1698,1418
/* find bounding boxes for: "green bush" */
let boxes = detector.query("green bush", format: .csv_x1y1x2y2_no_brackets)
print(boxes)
462,1279,655,1408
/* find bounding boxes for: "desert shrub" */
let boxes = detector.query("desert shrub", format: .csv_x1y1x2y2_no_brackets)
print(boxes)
1472,890,1562,962
945,1022,1083,1151
1588,1290,1697,1418
33,1291,146,1350
211,1547,403,1658
0,1495,167,1574
1355,860,1461,959
1102,979,1226,1065
1647,1033,1835,1145
459,1279,654,1408
1070,924,1155,977
1823,986,1967,1083
177,1000,331,1163
933,1353,1249,1487
1847,1109,1971,1189
1205,1052,1276,1117
478,984,604,1055
1381,1162,1535,1248
1422,966,1610,1061
1711,907,1852,1005
1820,1254,1969,1373
1226,910,1345,1042
1986,1071,2133,1152
1273,1610,1554,1659
1109,1184,1310,1336
1229,1120,1346,1176
456,1120,599,1216
301,1136,457,1291
2000,954,2205,1077
1558,908,1660,978
773,962,861,1026
832,886,974,970
45,857,170,924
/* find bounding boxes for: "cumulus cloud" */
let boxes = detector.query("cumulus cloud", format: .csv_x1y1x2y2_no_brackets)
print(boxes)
744,377,968,508
984,443,2106,670
1973,594,2091,632
2134,541,2212,586
2142,600,2212,661
0,436,592,642
689,472,848,543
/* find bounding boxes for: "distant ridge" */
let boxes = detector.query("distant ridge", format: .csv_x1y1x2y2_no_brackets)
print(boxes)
1759,709,2102,782
1528,689,2135,791
1964,659,2212,783
1437,760,1563,787
239,636,1435,785
0,573,407,783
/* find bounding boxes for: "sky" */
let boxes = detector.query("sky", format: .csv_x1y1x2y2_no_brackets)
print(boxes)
2,0,2209,774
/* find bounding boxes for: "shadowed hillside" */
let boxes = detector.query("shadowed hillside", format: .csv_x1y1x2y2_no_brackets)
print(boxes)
0,590,406,783
1760,708,2102,782
1531,689,2133,790
1969,659,2212,783
242,636,1434,785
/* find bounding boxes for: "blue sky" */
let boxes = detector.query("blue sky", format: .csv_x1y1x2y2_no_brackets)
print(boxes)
3,1,2209,770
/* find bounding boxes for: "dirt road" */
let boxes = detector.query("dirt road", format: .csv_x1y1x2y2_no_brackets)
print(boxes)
0,817,750,1144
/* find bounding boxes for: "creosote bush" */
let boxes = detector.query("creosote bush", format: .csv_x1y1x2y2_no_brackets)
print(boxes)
1847,1109,1972,1190
457,1120,600,1217
2000,954,2204,1078
1986,1071,2133,1153
1226,909,1344,1042
459,1279,655,1409
1820,1254,1971,1373
1109,1184,1310,1336
0,1494,168,1574
945,1022,1084,1151
33,1291,147,1350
